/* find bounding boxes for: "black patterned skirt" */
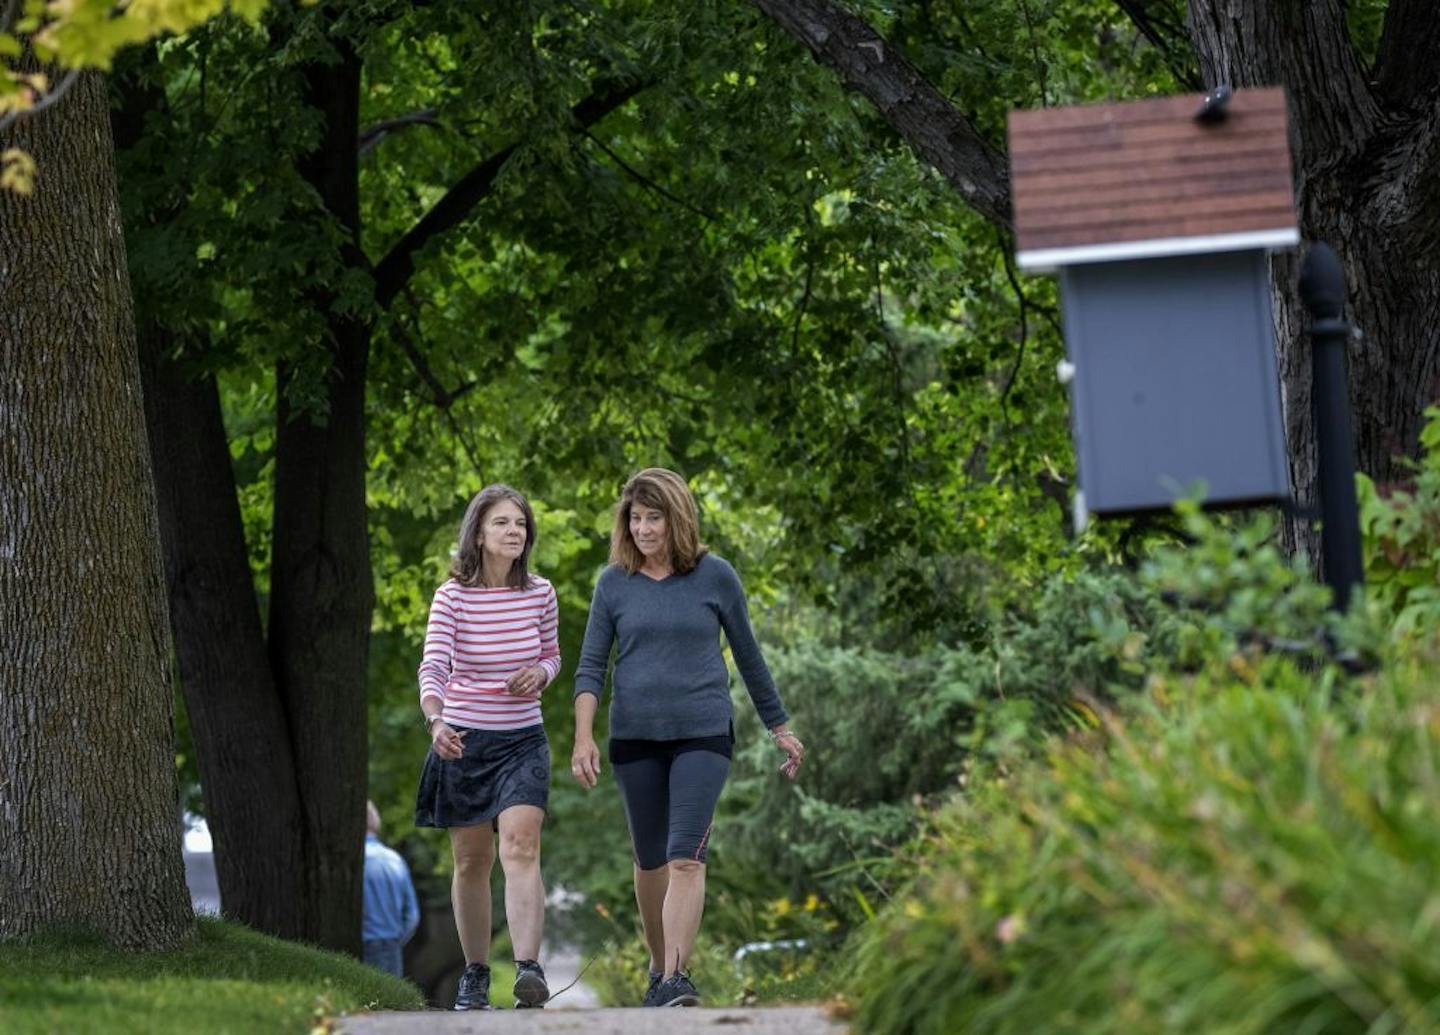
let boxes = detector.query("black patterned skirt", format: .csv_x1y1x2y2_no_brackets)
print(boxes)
414,724,551,829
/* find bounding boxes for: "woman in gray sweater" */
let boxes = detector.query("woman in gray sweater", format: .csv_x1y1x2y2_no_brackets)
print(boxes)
571,467,806,1007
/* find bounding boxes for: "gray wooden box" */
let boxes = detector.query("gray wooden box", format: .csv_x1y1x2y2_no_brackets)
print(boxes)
1008,88,1298,517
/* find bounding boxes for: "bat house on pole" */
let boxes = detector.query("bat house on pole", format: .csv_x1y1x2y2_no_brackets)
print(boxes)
1008,87,1299,522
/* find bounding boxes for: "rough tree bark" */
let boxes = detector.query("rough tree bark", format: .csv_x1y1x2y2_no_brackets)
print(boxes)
139,335,311,941
0,70,193,949
755,0,1440,560
1185,0,1440,556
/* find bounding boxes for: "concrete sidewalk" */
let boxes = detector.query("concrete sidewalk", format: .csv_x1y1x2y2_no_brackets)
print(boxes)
339,1006,848,1034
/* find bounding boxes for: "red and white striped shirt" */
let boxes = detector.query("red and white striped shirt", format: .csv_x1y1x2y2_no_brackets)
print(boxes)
418,576,560,731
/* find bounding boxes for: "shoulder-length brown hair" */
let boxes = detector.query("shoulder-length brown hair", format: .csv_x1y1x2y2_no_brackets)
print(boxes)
609,468,708,575
451,484,537,589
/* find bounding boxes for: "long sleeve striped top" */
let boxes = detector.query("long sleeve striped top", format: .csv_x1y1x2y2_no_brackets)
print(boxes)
418,576,561,731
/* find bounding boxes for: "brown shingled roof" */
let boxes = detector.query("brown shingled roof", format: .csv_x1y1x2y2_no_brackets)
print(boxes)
1008,88,1298,269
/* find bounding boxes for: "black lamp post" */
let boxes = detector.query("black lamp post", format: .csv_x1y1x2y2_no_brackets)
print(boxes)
1298,243,1365,611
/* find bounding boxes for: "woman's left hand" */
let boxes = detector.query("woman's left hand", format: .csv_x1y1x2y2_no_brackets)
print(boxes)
505,665,546,696
771,728,805,780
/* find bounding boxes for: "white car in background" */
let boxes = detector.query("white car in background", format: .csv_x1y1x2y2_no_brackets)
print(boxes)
182,813,221,916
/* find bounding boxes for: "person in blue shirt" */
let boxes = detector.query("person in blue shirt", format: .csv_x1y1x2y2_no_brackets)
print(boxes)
363,800,421,977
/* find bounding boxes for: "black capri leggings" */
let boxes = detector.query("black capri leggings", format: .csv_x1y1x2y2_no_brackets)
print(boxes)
610,735,731,869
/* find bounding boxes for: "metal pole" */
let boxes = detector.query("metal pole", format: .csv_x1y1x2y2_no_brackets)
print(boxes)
1298,243,1364,611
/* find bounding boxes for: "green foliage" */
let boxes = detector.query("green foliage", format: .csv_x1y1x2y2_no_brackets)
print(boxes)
848,636,1440,1035
1141,500,1380,671
0,916,420,1033
582,891,843,1008
719,570,1182,930
116,2,1434,1020
115,0,1193,663
1345,0,1392,65
840,423,1440,1032
2,0,269,193
1358,406,1440,636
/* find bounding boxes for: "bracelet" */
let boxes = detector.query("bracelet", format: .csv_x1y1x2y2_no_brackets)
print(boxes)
424,713,445,731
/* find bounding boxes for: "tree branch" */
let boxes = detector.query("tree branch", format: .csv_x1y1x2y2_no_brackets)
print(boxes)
371,77,647,310
1111,0,1201,90
751,0,1011,227
358,108,440,157
389,288,478,409
581,129,718,221
996,230,1031,428
1373,0,1440,112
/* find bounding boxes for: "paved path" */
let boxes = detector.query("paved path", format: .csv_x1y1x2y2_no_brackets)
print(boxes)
339,1007,847,1034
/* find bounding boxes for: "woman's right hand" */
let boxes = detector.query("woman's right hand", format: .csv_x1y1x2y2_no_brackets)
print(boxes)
431,721,465,761
571,737,601,789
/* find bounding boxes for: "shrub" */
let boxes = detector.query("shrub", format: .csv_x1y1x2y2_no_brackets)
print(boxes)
721,570,1180,924
848,636,1440,1035
1358,405,1440,636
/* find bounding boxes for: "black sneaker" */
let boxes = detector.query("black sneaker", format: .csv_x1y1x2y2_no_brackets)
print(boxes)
513,958,549,1008
454,962,492,1011
641,968,664,1007
654,969,700,1007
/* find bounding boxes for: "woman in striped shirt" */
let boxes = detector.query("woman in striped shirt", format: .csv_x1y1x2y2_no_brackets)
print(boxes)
415,484,560,1011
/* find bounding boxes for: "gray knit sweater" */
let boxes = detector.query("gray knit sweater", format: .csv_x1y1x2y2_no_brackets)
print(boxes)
573,553,788,740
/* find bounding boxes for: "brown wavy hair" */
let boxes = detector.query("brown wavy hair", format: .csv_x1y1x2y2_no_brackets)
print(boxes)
450,484,536,589
609,468,707,575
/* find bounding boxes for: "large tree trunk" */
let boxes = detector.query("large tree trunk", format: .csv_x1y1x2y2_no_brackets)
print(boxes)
267,47,374,955
0,70,193,949
1186,0,1440,558
138,331,311,940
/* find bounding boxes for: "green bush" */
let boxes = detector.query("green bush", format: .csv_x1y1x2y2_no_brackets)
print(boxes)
840,416,1440,1033
720,570,1180,925
1359,405,1440,636
848,635,1440,1035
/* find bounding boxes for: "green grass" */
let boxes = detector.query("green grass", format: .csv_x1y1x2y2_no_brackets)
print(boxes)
0,916,423,1034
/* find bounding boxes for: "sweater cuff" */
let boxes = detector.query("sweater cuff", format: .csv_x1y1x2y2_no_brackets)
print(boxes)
762,707,789,730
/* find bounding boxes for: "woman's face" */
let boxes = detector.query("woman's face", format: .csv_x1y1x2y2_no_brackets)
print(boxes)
479,499,527,564
629,504,668,560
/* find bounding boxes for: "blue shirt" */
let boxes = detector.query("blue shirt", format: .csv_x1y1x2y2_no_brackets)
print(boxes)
362,834,420,943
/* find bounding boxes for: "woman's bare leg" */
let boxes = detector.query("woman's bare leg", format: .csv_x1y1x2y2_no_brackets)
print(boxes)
450,824,496,964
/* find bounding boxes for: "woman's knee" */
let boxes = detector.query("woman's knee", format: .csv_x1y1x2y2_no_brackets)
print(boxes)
452,831,496,878
499,827,541,867
666,857,705,879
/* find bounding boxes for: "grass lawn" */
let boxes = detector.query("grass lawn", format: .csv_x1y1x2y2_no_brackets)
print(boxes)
0,916,424,1034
